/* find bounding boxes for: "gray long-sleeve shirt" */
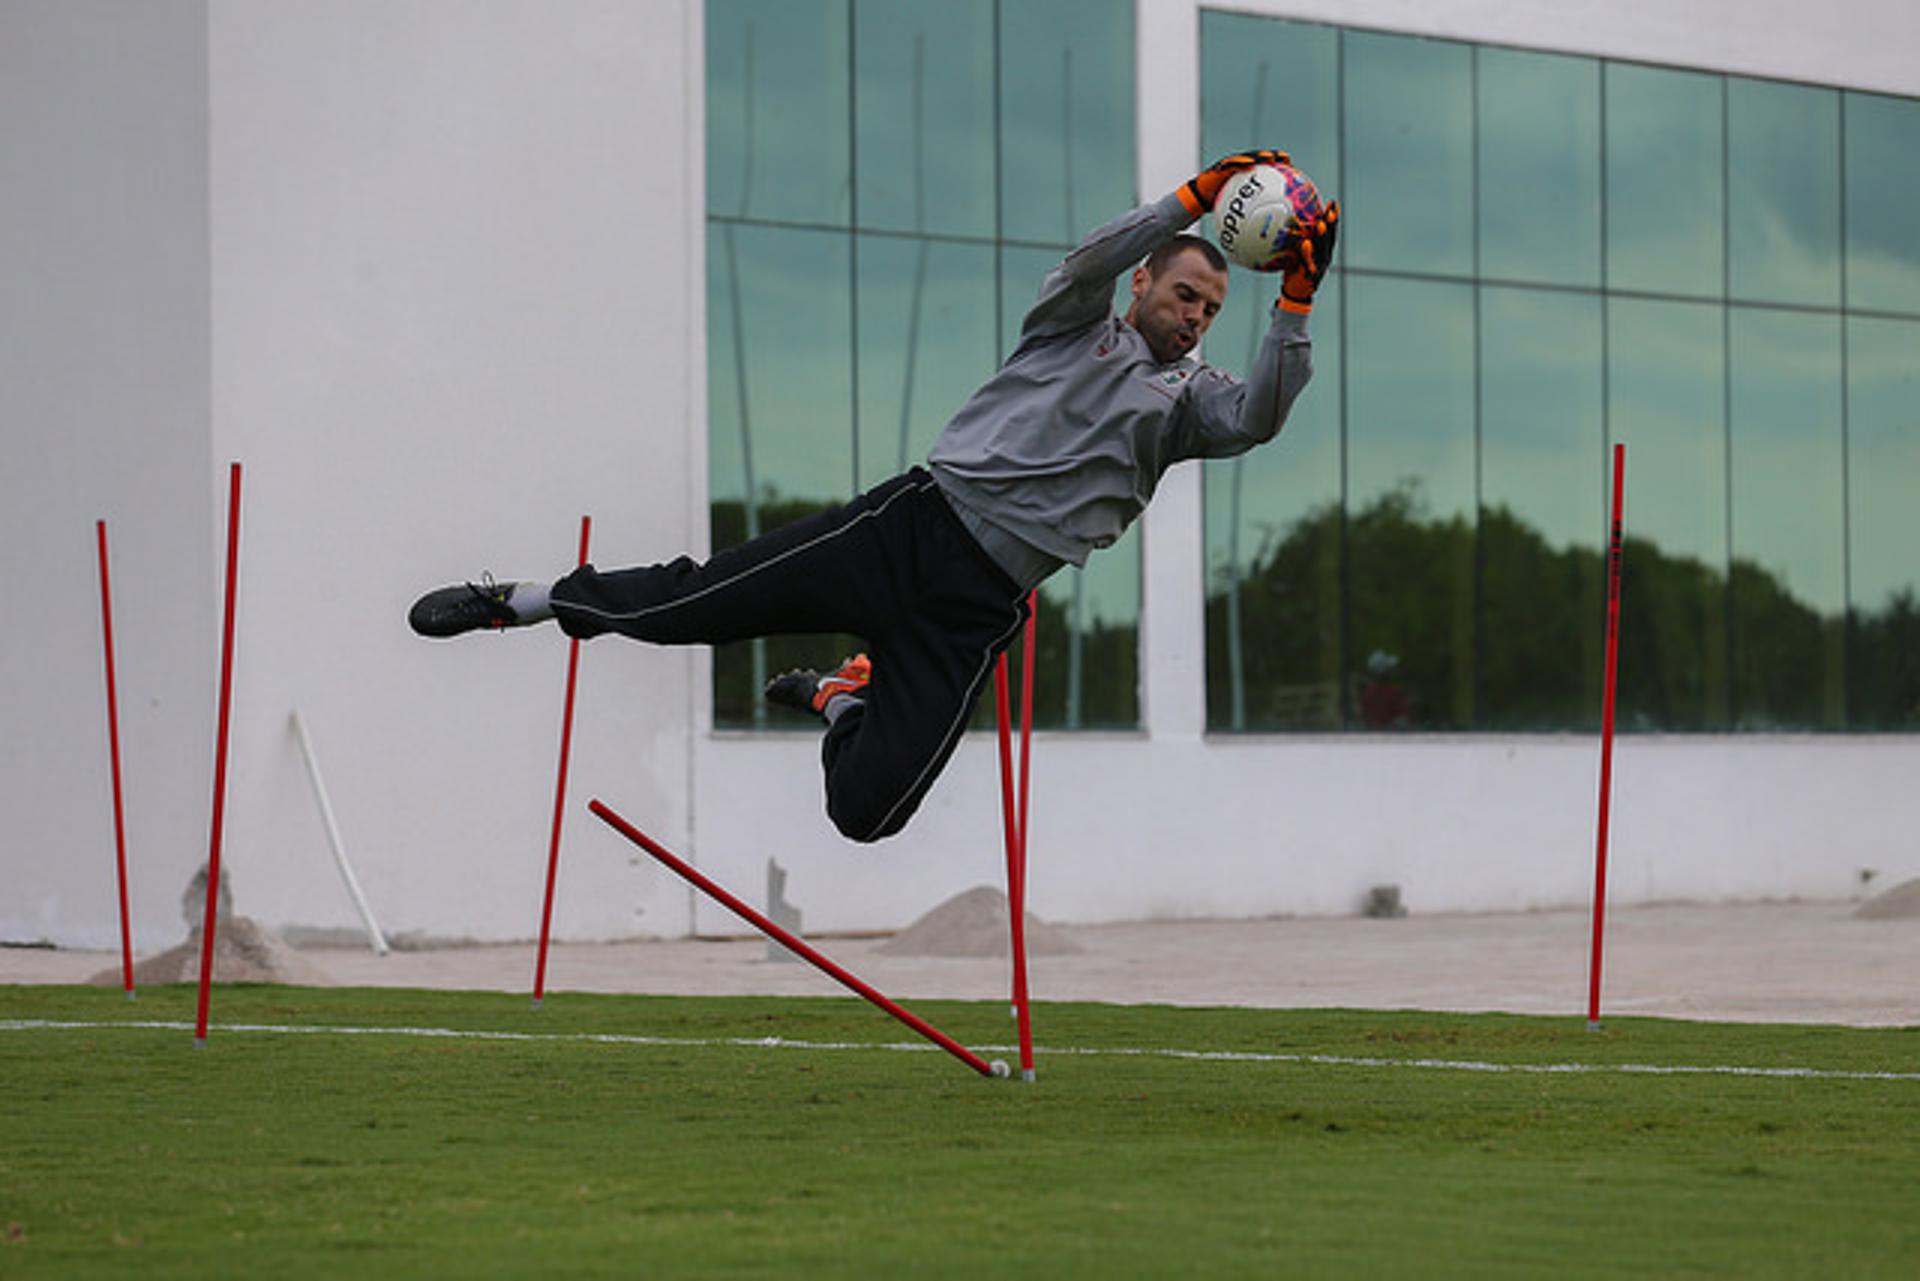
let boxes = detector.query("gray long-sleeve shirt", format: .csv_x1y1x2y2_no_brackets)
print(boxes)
927,191,1314,589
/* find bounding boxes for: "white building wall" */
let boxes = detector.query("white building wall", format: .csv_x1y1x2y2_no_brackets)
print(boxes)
205,0,706,945
3,0,1915,951
1,0,215,950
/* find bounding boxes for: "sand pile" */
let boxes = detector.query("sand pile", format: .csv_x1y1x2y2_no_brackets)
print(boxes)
1854,877,1920,921
876,885,1082,958
89,864,331,988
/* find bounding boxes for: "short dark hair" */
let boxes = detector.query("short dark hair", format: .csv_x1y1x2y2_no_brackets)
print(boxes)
1143,234,1228,278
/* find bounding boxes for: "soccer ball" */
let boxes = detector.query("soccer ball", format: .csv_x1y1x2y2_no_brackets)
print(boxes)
1213,163,1326,273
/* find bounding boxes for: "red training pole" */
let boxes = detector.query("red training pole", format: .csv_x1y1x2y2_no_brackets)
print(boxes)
195,462,243,1045
1587,443,1625,1030
1016,594,1036,852
588,799,1001,1078
533,515,592,1007
1012,594,1037,1079
994,656,1021,965
96,520,134,998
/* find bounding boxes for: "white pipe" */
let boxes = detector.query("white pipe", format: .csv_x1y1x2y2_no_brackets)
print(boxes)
291,709,390,955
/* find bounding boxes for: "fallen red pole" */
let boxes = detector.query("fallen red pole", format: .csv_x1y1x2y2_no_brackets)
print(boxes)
1588,443,1626,1029
533,515,592,1007
195,462,243,1045
588,798,999,1078
96,520,134,998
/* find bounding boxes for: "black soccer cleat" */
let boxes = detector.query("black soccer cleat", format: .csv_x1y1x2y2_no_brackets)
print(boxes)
765,654,872,719
409,577,522,638
764,667,827,717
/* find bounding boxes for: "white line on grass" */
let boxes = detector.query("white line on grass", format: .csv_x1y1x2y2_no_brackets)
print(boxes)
5,1018,1916,1082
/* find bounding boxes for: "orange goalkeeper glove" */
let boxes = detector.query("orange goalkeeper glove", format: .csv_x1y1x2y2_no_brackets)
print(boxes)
1178,149,1292,218
1278,201,1340,314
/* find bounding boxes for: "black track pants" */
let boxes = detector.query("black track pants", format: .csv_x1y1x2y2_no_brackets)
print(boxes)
550,469,1031,843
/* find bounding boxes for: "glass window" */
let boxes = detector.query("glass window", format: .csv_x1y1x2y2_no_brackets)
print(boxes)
710,225,852,510
708,224,856,511
1197,16,1345,732
997,1,1139,730
1844,91,1920,314
1032,530,1141,730
706,0,851,226
707,223,858,727
1196,15,1920,735
707,0,1140,730
1729,308,1846,727
1605,63,1723,299
1727,78,1841,307
1608,297,1728,729
1203,286,1345,732
998,1,1135,247
1479,287,1606,728
1845,317,1920,729
1344,30,1475,276
1478,47,1602,288
854,236,999,489
1347,276,1478,729
854,3,995,239
1199,13,1340,210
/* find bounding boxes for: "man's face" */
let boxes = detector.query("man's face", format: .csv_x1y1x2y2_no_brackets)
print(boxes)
1124,248,1230,364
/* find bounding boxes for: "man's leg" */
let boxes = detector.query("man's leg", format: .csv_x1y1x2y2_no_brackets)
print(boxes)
411,471,937,645
816,604,1028,843
549,471,935,647
800,485,1033,843
412,468,1032,844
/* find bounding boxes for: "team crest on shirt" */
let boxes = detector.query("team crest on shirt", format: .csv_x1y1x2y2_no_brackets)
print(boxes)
1158,367,1193,388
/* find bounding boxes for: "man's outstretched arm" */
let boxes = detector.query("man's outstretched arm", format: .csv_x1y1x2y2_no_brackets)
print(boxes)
1016,193,1197,343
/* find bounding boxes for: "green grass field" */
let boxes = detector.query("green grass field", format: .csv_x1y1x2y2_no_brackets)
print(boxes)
3,983,1917,1278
